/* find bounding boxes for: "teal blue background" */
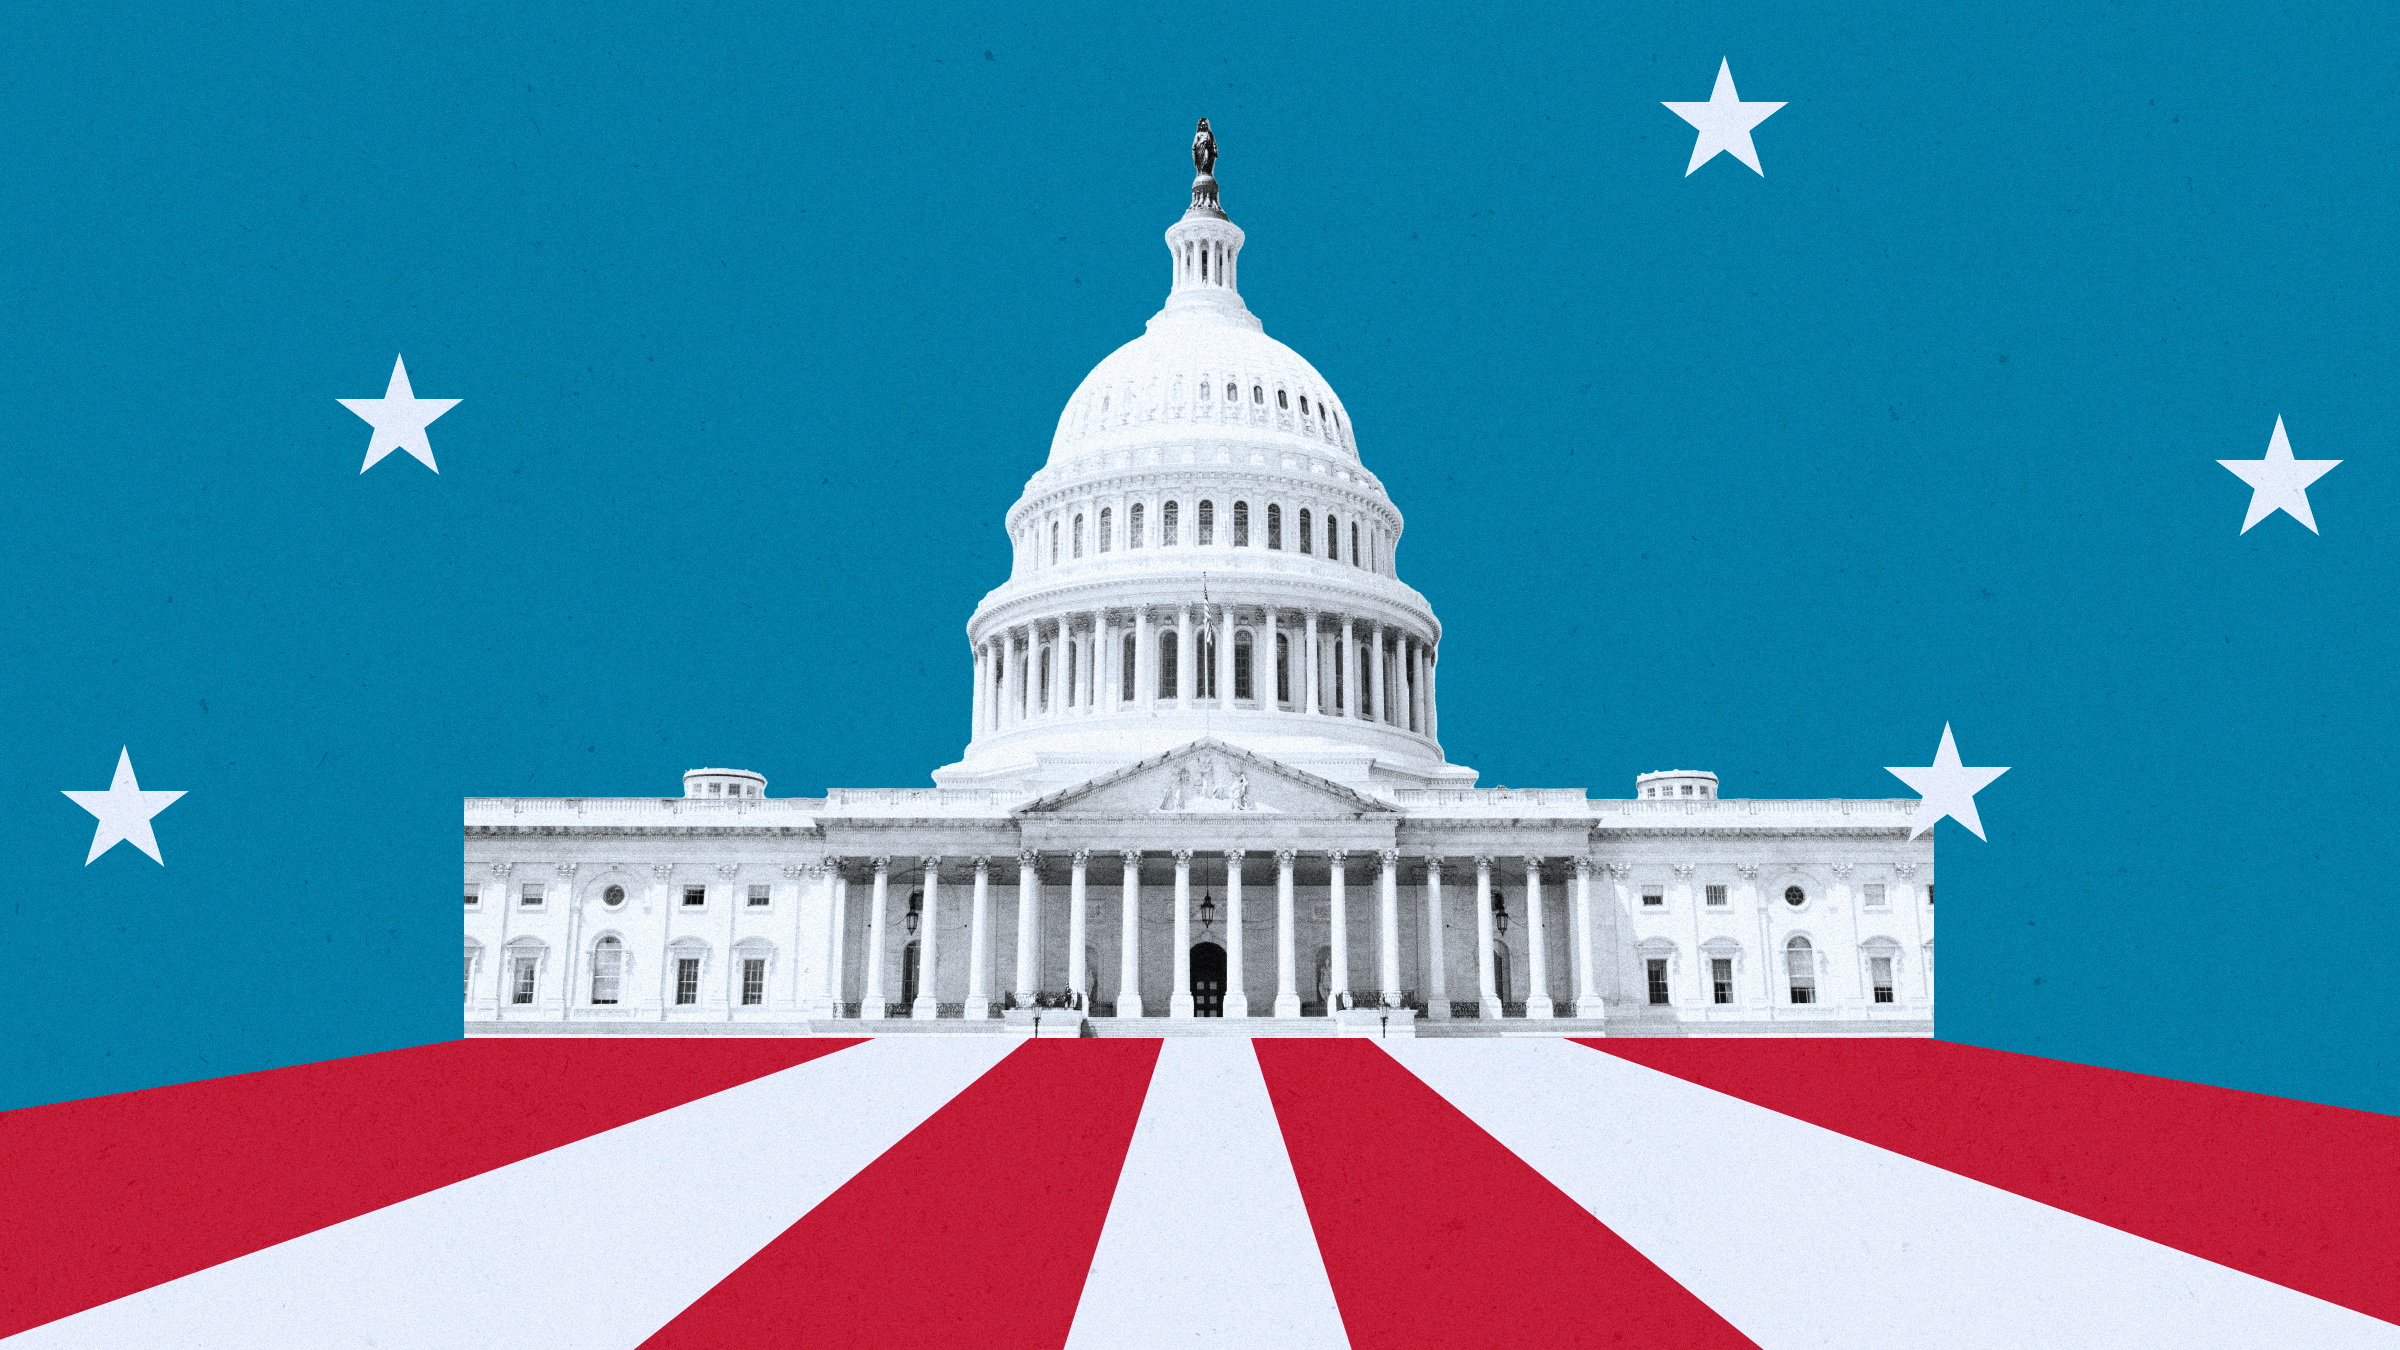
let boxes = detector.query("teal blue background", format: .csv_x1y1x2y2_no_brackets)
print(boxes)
4,2,2394,1113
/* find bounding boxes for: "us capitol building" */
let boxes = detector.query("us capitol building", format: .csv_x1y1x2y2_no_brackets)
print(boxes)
464,124,1933,1038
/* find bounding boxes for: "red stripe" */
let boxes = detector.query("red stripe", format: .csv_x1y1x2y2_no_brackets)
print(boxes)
1585,1039,2400,1325
0,1037,858,1337
640,1039,1160,1350
1253,1041,1755,1349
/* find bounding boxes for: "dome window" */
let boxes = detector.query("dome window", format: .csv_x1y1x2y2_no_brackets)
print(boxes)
1298,508,1312,554
1163,500,1179,546
1225,383,1237,401
1252,385,1264,404
1197,500,1214,546
1130,502,1145,548
1276,389,1289,409
1199,379,1211,401
1232,501,1249,546
1073,513,1085,559
1267,503,1283,549
1098,507,1113,553
1326,514,1339,561
1299,395,1310,415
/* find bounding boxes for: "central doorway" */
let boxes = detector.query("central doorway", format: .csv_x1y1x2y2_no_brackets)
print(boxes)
1190,942,1226,1017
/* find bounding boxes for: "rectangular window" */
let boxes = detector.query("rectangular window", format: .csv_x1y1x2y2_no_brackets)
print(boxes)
1926,884,1935,906
519,883,543,907
742,958,766,1006
465,885,480,908
1864,883,1887,907
748,884,771,907
1704,884,1726,907
676,958,700,1005
511,957,536,1004
684,885,707,907
1642,888,1664,908
1711,957,1733,1004
1646,959,1671,1005
1871,956,1895,1004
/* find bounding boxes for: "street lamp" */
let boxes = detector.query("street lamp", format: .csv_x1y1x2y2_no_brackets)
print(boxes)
1198,892,1217,933
1492,890,1509,935
905,889,922,936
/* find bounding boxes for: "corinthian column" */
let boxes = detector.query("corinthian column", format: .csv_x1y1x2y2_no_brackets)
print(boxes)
912,857,941,1019
1069,850,1090,1007
1370,620,1388,726
1304,611,1321,714
1377,849,1401,1004
1345,617,1364,720
1176,605,1194,709
1170,849,1194,1016
1526,856,1554,1018
1262,607,1282,711
1474,855,1500,1019
861,856,891,1020
1327,850,1351,1008
1088,609,1104,715
966,857,992,1019
1218,602,1237,709
1424,858,1450,1020
1117,850,1144,1017
1015,851,1039,1004
970,643,986,739
1224,849,1249,1017
1573,856,1606,1019
1135,609,1153,712
1274,849,1299,1017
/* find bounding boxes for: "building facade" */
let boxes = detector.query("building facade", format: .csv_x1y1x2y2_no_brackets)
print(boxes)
464,129,1933,1037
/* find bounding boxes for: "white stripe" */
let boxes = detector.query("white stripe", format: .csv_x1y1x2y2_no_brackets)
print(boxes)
11,1039,1018,1350
1066,1040,1349,1348
1386,1040,2400,1350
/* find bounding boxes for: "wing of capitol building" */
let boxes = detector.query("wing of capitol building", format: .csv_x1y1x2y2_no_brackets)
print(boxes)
464,123,1934,1039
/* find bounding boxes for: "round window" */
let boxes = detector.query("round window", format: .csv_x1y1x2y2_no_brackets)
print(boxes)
604,885,626,908
1784,886,1805,908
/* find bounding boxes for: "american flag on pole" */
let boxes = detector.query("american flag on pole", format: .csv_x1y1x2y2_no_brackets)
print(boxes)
5,0,2397,1344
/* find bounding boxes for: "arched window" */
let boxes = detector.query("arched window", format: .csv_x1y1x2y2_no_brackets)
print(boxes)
1098,506,1113,552
1299,508,1312,554
1199,376,1211,401
1351,522,1360,566
1072,514,1084,559
1326,514,1340,561
1276,389,1289,409
1234,630,1254,699
1049,522,1059,565
1267,503,1283,549
1065,640,1078,707
1130,502,1145,548
1122,633,1137,701
1225,382,1237,401
1299,394,1310,415
1163,500,1180,546
1197,500,1214,545
1786,937,1816,1004
1784,885,1806,908
1251,384,1264,404
1158,631,1178,699
1232,501,1248,546
1358,644,1375,719
1038,646,1052,711
591,936,625,1005
1332,641,1345,711
1276,633,1291,703
1199,246,1207,281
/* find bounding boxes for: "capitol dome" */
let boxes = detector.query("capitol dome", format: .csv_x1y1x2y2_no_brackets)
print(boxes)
932,122,1476,795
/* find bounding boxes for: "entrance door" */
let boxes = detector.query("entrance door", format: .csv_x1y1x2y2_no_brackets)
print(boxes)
1190,942,1226,1017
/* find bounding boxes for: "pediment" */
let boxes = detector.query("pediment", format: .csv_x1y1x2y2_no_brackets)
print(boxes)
1016,739,1398,819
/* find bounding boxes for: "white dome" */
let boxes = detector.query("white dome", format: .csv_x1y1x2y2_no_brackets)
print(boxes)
933,128,1476,796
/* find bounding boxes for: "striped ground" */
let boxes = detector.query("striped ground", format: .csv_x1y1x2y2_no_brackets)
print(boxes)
3,1037,2393,1347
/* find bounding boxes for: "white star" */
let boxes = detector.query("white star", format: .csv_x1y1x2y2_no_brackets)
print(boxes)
2218,416,2338,535
62,747,187,865
1885,724,2008,842
339,355,461,474
1663,59,1786,176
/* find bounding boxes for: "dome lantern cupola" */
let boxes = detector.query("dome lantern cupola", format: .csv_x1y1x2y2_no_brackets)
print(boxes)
1161,116,1257,331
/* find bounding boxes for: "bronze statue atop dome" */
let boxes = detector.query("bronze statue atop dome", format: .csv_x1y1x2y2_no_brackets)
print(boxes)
1188,117,1224,216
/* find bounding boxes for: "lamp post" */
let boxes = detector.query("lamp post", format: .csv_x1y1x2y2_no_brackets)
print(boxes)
1492,889,1509,935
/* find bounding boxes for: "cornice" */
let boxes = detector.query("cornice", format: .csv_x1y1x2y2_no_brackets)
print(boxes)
465,825,823,838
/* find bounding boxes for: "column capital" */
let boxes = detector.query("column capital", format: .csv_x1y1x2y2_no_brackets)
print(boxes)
818,856,840,877
1523,855,1545,876
870,855,892,874
1378,849,1400,867
489,862,515,879
1891,861,1918,878
1119,849,1142,866
1829,861,1854,878
973,855,991,875
1071,849,1091,867
1274,848,1297,867
1173,848,1193,865
1225,848,1248,864
716,863,741,879
1572,856,1596,876
555,862,579,877
1017,849,1040,869
1736,862,1761,879
1424,856,1447,878
1328,849,1349,865
922,855,943,873
1473,854,1493,869
1606,860,1633,878
783,864,810,880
